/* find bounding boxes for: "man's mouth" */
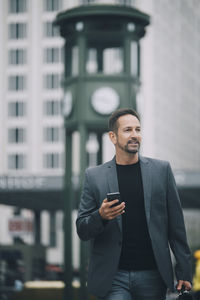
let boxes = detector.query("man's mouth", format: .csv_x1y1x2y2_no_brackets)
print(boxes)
128,140,139,145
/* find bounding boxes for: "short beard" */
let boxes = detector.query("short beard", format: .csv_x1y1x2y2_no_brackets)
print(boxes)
124,145,139,154
117,140,140,154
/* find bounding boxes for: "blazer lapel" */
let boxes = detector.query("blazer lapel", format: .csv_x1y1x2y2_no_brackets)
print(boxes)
139,156,151,226
106,157,122,233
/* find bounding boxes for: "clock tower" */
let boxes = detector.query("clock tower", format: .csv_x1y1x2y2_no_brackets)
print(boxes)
55,4,150,299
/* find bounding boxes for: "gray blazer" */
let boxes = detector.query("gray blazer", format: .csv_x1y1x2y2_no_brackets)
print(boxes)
76,156,191,298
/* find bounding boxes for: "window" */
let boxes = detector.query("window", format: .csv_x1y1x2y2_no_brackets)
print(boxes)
8,128,26,143
118,0,135,4
44,0,61,11
44,100,60,116
9,0,27,13
8,75,26,91
9,23,27,39
8,154,26,169
86,46,123,74
9,49,27,65
82,0,96,3
65,46,78,77
44,74,60,89
130,41,139,76
43,153,60,169
8,101,26,117
44,22,59,37
86,48,97,73
71,46,79,76
44,48,60,63
44,127,60,142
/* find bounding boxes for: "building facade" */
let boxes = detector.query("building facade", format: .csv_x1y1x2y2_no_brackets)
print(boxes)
136,0,200,171
0,0,66,265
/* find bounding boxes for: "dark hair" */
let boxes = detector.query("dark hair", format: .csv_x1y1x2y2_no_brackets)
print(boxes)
108,108,140,132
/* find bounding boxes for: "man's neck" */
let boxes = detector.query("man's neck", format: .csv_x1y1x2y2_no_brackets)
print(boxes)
115,152,139,165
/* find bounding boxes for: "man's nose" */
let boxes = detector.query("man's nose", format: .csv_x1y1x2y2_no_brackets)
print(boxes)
131,130,138,138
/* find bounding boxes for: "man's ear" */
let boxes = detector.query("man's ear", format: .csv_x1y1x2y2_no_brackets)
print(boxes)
108,131,117,145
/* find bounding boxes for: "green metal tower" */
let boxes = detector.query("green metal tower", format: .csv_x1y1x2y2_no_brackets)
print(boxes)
55,4,150,299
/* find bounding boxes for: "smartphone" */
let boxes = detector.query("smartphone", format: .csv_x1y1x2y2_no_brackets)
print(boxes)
107,192,121,207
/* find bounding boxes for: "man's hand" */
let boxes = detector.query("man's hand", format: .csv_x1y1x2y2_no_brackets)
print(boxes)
176,280,192,291
99,198,125,220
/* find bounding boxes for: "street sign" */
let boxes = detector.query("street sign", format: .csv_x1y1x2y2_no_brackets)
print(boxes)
8,217,33,237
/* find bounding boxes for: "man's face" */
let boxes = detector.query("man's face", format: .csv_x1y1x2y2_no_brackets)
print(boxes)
111,114,141,154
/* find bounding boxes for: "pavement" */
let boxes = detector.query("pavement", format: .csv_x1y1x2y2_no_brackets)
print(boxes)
166,293,177,300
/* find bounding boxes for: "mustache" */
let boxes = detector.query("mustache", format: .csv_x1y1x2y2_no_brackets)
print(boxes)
127,138,140,144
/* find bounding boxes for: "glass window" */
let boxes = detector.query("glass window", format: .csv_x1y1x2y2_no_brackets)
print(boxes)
103,48,123,74
8,75,26,91
9,0,27,13
86,46,123,74
118,0,135,4
86,48,97,74
8,154,26,169
61,47,64,63
65,46,79,77
9,23,27,39
44,48,60,63
9,49,27,65
44,127,60,142
44,0,61,11
71,46,79,76
44,74,60,89
43,153,60,169
8,102,26,117
44,100,60,116
82,0,95,3
130,41,138,76
44,22,59,37
8,128,26,143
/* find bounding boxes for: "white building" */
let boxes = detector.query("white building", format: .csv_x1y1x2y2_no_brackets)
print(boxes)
136,0,200,171
0,0,200,270
0,0,66,266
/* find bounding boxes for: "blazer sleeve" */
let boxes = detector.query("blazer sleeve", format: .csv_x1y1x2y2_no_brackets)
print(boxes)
167,163,192,283
76,169,107,241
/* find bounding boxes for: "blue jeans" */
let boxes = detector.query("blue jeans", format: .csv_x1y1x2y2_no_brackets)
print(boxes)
99,269,167,300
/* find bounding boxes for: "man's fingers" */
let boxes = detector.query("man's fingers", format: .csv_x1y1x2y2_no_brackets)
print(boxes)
182,281,192,290
109,209,125,219
100,198,125,220
108,204,125,218
177,280,192,291
107,199,120,207
177,280,183,291
110,202,125,211
103,198,108,203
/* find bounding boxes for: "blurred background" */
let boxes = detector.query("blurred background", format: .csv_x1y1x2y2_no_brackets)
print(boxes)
0,0,200,299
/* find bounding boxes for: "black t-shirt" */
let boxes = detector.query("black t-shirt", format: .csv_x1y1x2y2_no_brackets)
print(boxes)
116,161,157,271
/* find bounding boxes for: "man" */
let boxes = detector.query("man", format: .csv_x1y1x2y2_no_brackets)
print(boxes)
76,108,192,300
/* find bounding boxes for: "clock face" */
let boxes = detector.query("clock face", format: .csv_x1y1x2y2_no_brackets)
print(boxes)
91,87,120,115
63,91,73,117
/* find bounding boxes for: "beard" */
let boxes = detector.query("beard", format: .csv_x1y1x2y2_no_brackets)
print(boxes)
117,138,140,154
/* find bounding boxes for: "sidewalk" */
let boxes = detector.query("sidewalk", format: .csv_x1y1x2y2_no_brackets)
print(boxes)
166,292,177,300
